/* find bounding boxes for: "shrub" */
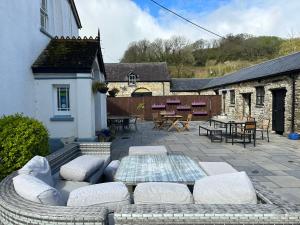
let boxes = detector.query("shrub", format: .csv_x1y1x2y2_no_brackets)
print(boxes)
0,114,49,180
108,87,120,97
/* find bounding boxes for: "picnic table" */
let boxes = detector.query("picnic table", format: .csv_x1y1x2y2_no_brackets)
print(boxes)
115,154,206,189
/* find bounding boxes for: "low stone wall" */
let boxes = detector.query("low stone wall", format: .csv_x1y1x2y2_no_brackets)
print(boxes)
295,75,300,132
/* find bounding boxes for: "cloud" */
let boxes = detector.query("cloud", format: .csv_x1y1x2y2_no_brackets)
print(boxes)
75,0,300,62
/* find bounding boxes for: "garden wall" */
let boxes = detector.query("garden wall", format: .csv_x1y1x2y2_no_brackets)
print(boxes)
107,95,221,121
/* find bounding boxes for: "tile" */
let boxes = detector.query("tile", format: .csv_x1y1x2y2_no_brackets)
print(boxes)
266,176,300,188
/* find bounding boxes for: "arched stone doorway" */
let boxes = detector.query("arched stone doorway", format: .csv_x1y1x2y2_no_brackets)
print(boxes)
131,88,152,97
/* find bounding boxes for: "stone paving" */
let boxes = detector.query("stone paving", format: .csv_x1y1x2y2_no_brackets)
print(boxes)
111,121,300,204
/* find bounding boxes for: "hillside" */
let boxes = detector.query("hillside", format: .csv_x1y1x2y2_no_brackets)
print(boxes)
121,35,300,78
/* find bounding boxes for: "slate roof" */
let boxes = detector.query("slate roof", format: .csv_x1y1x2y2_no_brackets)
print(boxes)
105,63,171,82
32,37,106,76
171,78,212,92
202,52,300,90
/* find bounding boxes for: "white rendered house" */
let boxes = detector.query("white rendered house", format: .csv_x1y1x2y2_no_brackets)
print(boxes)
0,0,107,142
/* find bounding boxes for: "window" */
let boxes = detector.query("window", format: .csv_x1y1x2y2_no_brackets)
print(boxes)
40,0,48,30
128,74,137,86
54,86,70,115
230,90,235,104
256,86,265,106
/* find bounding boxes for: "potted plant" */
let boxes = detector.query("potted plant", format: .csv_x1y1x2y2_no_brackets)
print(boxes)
92,81,108,94
136,102,145,121
108,87,120,97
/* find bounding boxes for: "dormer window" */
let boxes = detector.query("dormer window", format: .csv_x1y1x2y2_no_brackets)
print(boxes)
40,0,48,31
128,73,137,86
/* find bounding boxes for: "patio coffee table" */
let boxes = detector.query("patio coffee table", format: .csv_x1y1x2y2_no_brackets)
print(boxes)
115,154,206,187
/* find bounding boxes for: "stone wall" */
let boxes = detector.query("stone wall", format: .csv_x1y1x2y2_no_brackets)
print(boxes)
200,75,299,134
295,75,300,132
107,82,171,97
169,91,200,96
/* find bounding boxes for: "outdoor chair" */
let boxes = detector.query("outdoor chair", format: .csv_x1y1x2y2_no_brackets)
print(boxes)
233,121,256,148
152,112,163,129
179,113,193,131
256,119,270,142
128,116,138,131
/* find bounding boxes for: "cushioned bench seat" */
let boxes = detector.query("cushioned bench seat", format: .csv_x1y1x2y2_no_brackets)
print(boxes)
199,162,238,175
129,146,168,155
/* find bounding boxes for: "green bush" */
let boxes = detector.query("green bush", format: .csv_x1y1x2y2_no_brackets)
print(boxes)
0,114,49,180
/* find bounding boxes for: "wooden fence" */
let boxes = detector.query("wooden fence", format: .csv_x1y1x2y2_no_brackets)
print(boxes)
107,95,221,121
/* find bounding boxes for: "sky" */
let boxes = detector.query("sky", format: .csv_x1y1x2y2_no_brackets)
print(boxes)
75,0,300,63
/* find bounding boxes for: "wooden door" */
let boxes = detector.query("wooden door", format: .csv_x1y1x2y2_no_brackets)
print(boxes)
272,89,286,134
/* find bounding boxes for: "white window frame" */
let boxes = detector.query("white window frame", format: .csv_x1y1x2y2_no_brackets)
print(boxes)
40,0,48,31
128,74,137,86
53,85,71,116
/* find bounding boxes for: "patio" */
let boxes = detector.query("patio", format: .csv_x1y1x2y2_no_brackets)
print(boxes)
112,121,300,205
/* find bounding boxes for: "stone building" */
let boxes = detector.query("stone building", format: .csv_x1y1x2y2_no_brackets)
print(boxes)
197,52,300,135
105,63,171,97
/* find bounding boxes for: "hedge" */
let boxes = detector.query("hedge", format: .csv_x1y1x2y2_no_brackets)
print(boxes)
0,114,49,180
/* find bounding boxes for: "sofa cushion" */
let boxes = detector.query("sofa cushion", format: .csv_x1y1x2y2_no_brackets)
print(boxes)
60,155,104,182
67,182,130,209
87,155,111,184
104,160,120,182
193,171,257,204
55,179,90,203
199,162,238,176
18,156,54,187
129,146,167,155
13,174,64,206
134,182,193,204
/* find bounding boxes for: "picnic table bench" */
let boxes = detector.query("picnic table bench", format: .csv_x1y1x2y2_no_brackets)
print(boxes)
199,124,223,142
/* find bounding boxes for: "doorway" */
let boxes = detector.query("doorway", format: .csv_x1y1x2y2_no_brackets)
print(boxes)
272,89,286,134
242,93,251,117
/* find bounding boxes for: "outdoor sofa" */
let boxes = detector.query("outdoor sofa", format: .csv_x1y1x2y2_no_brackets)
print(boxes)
0,143,300,225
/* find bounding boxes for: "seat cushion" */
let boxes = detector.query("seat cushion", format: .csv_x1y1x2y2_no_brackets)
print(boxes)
60,155,104,182
13,174,64,206
18,156,54,186
129,146,167,156
104,160,120,182
55,179,90,203
193,172,257,204
198,162,238,176
134,182,193,204
67,182,130,209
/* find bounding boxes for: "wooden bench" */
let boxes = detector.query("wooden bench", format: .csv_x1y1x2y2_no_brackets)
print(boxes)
199,125,223,142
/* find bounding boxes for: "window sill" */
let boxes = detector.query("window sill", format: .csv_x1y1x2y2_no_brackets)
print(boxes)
229,104,235,107
50,115,74,122
40,28,52,38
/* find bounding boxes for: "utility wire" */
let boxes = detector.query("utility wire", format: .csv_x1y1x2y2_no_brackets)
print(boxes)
149,0,225,39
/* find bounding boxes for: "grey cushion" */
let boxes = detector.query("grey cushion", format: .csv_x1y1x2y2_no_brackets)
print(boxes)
199,162,238,176
134,182,193,204
104,160,120,182
129,146,168,155
60,155,104,182
18,156,54,186
13,174,64,206
87,155,111,184
55,179,90,203
67,182,130,209
193,171,257,204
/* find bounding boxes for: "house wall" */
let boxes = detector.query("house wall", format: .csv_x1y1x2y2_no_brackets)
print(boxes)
107,82,171,97
200,75,297,134
170,91,200,96
0,0,78,118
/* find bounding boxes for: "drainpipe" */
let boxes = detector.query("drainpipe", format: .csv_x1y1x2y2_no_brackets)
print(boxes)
291,74,296,133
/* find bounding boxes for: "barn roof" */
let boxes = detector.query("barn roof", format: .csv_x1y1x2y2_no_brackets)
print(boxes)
105,63,171,82
171,78,212,92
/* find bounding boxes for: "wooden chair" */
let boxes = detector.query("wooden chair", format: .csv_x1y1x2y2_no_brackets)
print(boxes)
152,113,163,129
256,119,270,142
179,114,193,131
240,121,256,148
